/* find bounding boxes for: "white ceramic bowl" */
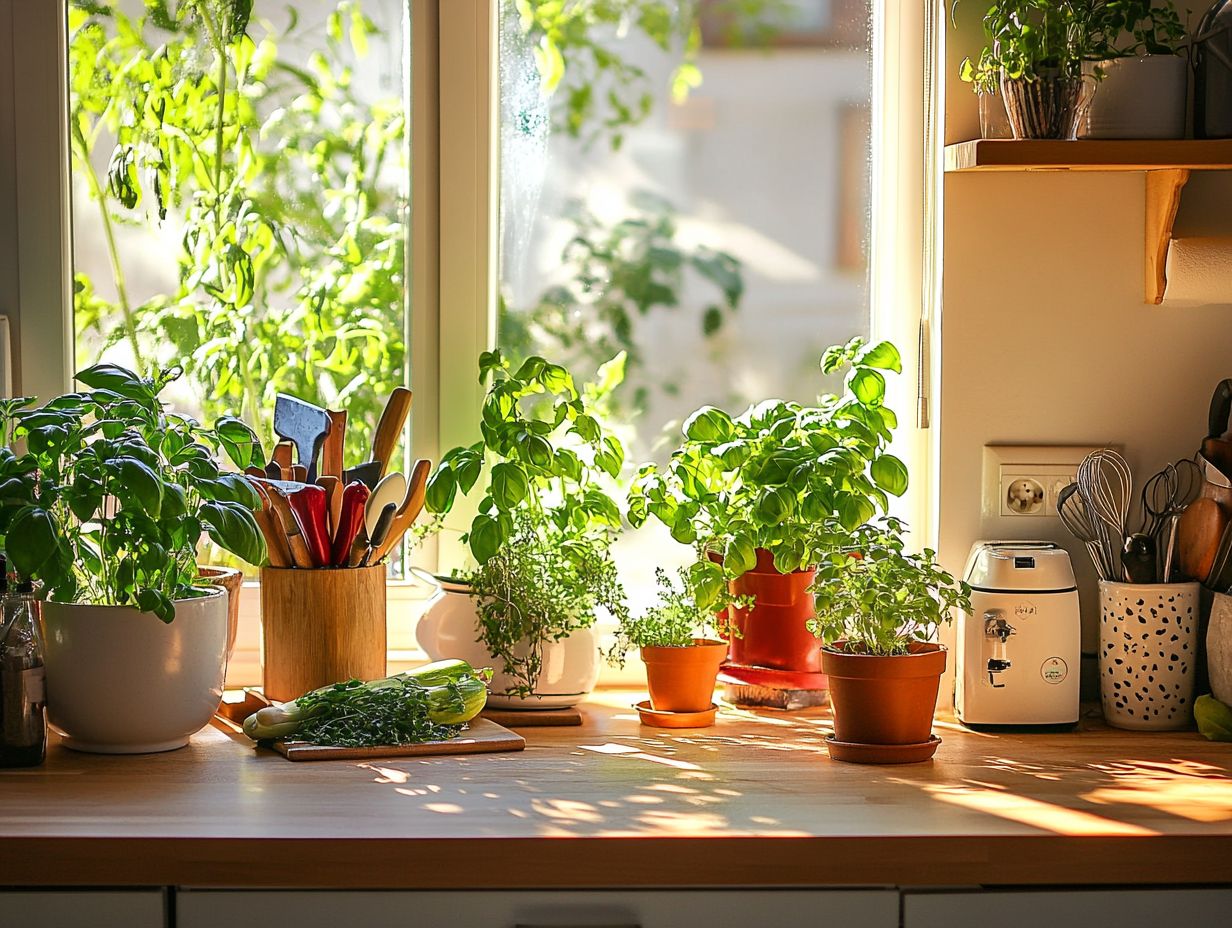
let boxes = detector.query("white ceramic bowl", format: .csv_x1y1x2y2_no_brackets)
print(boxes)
42,589,228,753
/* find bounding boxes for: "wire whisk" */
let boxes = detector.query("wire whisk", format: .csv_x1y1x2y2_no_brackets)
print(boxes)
1058,481,1116,581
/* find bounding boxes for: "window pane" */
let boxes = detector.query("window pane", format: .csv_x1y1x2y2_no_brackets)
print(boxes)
68,0,409,537
497,0,873,600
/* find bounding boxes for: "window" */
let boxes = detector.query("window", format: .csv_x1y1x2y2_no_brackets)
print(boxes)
2,1,927,680
491,0,876,607
68,0,412,523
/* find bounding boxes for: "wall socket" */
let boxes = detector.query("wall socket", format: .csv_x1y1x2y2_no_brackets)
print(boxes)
982,445,1109,519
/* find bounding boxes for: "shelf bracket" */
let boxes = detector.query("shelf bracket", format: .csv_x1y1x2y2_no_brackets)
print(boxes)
1145,168,1191,305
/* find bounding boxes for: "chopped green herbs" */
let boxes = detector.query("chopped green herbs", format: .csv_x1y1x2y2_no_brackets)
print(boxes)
293,677,467,748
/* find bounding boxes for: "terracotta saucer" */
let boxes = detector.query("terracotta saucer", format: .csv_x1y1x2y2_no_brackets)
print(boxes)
825,734,941,765
634,700,719,729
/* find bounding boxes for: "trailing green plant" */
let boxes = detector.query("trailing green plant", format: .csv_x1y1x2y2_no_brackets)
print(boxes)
605,560,747,666
425,350,629,697
627,337,908,578
807,517,972,657
500,193,744,414
957,0,1182,94
0,364,266,622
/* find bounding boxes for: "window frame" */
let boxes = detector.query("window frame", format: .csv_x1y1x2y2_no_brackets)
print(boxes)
2,0,932,685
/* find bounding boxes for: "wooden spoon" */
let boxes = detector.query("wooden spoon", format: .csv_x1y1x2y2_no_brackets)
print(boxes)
1176,497,1228,583
249,482,292,569
370,387,413,480
373,459,432,564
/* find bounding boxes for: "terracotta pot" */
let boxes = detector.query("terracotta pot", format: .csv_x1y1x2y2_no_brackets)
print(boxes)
641,639,728,712
822,642,946,745
727,548,820,673
197,565,243,662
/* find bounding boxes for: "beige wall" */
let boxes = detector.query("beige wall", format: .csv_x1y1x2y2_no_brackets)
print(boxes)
936,3,1232,695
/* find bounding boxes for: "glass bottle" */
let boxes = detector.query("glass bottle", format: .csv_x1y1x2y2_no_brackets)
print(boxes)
0,570,46,767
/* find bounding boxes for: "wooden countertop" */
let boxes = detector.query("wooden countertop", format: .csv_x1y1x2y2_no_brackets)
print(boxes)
2,692,1232,889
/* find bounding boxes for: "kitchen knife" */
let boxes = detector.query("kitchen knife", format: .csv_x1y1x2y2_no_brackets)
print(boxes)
357,501,397,568
273,394,332,483
342,460,382,490
285,484,331,568
330,481,371,567
370,387,413,480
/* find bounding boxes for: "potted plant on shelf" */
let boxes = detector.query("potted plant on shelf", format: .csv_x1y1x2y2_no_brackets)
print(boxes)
628,338,908,706
0,364,267,754
959,0,1119,139
1081,1,1187,139
809,517,971,765
606,559,747,727
417,351,628,709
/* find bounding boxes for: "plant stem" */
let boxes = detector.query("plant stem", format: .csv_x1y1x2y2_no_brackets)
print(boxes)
71,128,148,377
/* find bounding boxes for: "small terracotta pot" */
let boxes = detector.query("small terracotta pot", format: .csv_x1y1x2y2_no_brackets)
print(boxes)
822,642,946,745
197,565,243,662
641,639,728,712
727,548,820,673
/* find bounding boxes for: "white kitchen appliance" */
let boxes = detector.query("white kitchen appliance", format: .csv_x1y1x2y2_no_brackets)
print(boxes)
956,541,1081,729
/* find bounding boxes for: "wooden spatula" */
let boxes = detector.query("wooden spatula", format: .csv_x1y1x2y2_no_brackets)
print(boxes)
373,459,432,564
1176,497,1228,583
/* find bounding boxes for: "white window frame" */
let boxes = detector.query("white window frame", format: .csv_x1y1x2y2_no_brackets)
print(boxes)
0,0,931,685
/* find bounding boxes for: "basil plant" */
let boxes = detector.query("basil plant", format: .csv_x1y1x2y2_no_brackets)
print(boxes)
0,364,266,622
425,350,629,697
808,517,972,657
628,338,908,595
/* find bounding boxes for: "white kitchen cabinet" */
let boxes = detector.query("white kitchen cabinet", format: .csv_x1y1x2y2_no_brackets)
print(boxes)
0,890,165,927
903,888,1232,927
176,889,899,928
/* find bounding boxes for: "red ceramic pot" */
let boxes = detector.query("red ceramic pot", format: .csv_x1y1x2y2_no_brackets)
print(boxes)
726,548,821,673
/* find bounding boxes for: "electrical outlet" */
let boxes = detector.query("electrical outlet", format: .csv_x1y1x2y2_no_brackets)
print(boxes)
983,445,1109,519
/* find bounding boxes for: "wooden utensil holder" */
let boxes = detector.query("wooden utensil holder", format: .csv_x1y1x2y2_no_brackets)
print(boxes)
260,566,387,701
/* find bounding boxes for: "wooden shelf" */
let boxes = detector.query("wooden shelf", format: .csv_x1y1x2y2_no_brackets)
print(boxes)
944,140,1232,304
944,139,1232,173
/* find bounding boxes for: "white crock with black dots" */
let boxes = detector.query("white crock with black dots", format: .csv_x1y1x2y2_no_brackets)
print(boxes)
1099,581,1198,731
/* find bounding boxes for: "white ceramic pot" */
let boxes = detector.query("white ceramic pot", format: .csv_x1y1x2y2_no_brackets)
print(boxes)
1083,55,1187,139
1099,581,1198,731
1208,592,1232,705
42,589,228,753
414,574,600,709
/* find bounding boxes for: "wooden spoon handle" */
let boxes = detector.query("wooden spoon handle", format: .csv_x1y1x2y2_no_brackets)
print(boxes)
370,387,412,480
322,409,347,481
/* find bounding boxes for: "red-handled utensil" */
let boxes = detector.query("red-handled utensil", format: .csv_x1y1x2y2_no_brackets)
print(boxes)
285,484,331,568
331,481,371,567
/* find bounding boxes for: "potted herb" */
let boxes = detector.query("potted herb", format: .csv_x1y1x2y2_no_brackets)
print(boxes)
1082,1,1187,139
960,1,1120,139
627,339,908,686
0,364,266,753
809,518,971,765
606,560,745,724
417,351,628,708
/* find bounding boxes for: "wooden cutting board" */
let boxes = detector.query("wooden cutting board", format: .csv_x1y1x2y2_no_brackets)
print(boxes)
480,706,583,728
271,717,525,762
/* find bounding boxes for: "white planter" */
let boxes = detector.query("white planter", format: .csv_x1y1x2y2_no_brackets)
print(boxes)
414,575,600,709
1208,593,1232,705
1083,55,1187,139
1099,581,1198,731
42,589,228,753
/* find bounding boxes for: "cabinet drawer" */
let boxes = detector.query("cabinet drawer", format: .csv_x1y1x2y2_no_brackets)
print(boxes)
0,890,165,928
177,889,899,928
904,889,1232,928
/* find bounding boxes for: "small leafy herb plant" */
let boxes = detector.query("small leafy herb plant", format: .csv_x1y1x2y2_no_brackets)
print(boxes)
959,0,1186,94
808,517,972,657
628,338,908,579
425,351,629,697
606,560,748,666
0,364,266,622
